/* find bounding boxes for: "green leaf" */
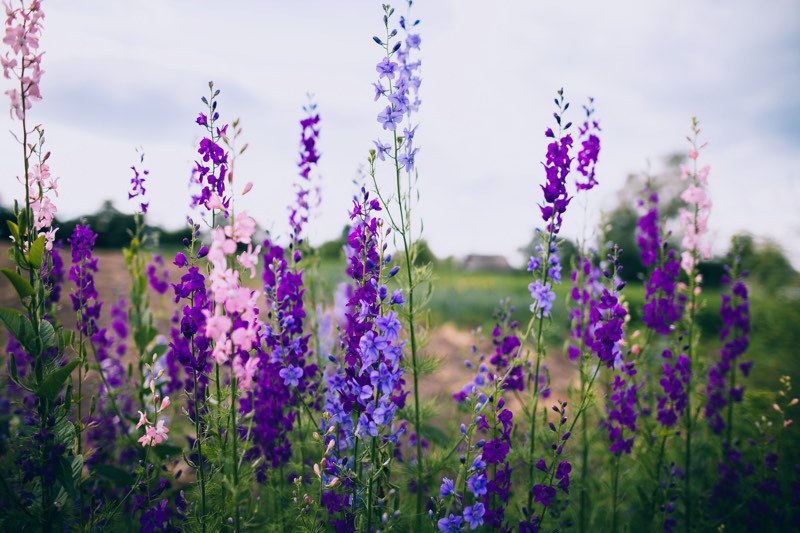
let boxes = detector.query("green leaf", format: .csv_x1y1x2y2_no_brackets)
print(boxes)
151,443,182,460
38,359,80,404
93,464,134,487
28,235,46,269
0,307,35,353
5,220,20,241
151,343,169,358
57,454,83,499
40,319,57,349
1,267,35,300
53,416,77,449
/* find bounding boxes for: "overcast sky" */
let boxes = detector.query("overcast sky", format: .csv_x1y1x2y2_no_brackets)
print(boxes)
1,0,798,266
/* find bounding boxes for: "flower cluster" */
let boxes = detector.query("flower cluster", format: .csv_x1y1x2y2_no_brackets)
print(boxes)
372,3,422,173
204,212,262,391
678,119,712,274
636,185,686,335
526,399,572,529
705,265,751,434
575,98,601,191
136,354,171,447
328,188,405,441
26,159,58,250
129,151,149,213
191,82,230,213
168,230,212,413
291,100,321,243
2,0,44,120
636,187,660,267
147,254,170,295
540,90,574,234
566,251,602,361
68,224,102,335
657,347,692,428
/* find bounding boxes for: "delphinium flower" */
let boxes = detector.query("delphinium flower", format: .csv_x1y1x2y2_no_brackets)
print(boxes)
678,118,712,275
523,400,572,531
128,150,149,213
190,81,230,214
565,250,602,362
319,187,406,529
146,254,170,295
637,185,686,335
656,345,691,429
583,244,639,457
167,225,212,417
136,354,171,447
25,156,59,250
523,89,602,525
575,98,601,191
705,259,750,435
447,318,517,531
291,98,321,244
371,5,427,519
2,0,44,120
203,212,262,389
69,224,102,335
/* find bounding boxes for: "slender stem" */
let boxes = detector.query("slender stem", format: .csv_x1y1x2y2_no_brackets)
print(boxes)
612,454,621,533
580,362,590,533
193,368,207,533
231,375,240,532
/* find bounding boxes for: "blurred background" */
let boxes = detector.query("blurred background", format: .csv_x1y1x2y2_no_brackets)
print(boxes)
0,0,797,268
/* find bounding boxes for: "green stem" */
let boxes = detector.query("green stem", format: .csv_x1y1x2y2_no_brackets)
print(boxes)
193,368,207,533
231,376,240,532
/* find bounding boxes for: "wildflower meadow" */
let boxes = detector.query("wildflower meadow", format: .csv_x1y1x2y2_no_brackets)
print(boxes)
0,1,798,532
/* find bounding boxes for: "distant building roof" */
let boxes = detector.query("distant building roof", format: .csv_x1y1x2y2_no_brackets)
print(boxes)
460,254,512,272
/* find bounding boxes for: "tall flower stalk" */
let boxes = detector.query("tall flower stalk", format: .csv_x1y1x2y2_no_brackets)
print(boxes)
369,3,427,523
677,117,711,532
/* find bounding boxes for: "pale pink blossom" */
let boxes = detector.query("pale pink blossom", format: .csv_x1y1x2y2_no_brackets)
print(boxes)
136,410,150,429
226,212,256,244
204,313,232,340
241,181,253,195
159,396,171,411
233,355,259,391
206,192,224,210
237,243,261,278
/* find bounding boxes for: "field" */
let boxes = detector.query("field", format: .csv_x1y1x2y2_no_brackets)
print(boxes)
1,1,799,532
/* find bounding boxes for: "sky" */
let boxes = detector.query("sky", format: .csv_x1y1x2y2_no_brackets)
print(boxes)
1,0,798,267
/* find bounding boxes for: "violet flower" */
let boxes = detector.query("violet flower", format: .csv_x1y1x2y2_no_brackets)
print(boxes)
68,224,102,335
705,264,750,434
575,98,601,191
190,82,230,214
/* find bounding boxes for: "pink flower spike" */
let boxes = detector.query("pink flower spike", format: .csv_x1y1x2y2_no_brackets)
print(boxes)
242,181,253,195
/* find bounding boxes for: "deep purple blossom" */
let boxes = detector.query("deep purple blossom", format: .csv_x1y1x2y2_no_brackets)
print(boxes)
657,349,692,428
68,224,102,335
705,267,750,434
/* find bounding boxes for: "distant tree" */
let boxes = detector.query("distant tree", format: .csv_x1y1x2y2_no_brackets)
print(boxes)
733,233,797,290
316,225,351,260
